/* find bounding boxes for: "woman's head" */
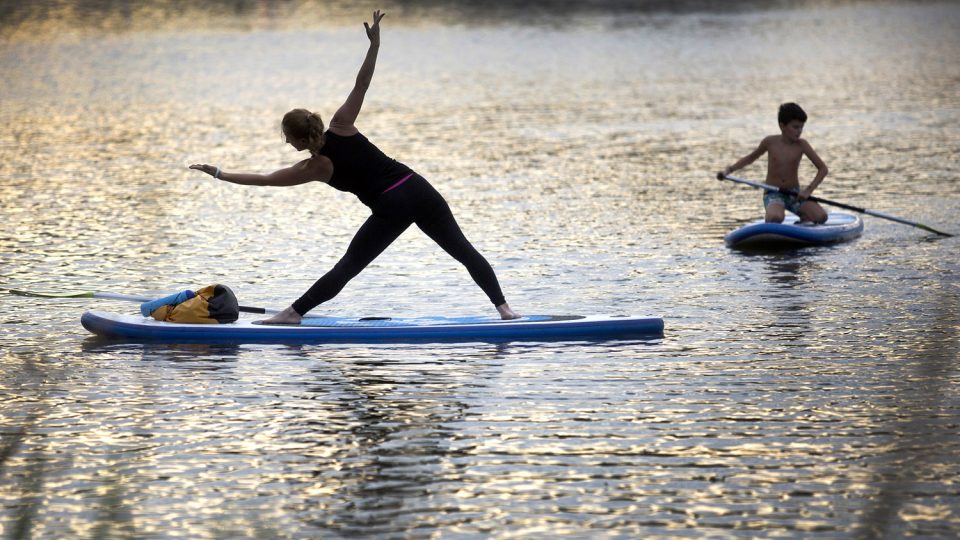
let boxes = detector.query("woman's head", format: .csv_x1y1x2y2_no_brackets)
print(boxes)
282,109,325,156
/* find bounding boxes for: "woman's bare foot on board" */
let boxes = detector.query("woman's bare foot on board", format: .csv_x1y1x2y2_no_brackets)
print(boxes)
260,306,302,325
497,303,521,320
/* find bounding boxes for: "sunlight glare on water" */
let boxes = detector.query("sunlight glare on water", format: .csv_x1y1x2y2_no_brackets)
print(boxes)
1,0,959,538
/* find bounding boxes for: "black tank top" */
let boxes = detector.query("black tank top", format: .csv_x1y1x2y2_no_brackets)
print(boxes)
319,131,413,206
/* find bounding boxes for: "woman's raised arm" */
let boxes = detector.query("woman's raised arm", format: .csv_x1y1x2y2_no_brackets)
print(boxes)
328,10,385,135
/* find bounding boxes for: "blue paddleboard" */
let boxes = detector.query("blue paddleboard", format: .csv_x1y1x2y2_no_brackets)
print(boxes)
81,311,664,343
724,212,863,249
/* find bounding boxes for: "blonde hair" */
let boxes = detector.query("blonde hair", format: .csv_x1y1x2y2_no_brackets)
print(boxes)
281,108,326,156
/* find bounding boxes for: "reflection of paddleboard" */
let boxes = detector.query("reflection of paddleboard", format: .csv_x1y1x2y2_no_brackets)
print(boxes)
81,311,664,343
724,212,863,249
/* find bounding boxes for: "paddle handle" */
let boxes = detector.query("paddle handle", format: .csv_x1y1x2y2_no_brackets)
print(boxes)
9,289,274,314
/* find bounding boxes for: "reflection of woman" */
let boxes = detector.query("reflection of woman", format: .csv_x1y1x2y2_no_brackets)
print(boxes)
190,11,519,324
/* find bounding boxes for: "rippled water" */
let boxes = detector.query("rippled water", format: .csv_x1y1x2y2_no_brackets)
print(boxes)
2,1,959,538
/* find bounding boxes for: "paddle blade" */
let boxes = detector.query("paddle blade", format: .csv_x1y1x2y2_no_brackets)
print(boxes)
918,224,954,237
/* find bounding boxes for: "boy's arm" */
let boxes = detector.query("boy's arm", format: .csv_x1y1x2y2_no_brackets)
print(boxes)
799,139,828,199
719,138,768,177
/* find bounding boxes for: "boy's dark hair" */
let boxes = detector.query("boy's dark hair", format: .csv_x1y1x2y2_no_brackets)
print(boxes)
778,102,807,125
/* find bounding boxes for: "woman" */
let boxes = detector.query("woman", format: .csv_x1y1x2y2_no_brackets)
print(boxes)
190,10,519,324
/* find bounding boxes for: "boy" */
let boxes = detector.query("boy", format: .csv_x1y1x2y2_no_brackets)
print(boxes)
719,102,828,224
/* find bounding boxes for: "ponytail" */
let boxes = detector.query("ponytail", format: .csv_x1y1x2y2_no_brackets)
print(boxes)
281,108,326,156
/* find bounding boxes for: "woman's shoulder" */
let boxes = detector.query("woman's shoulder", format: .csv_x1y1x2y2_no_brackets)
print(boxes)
300,155,333,181
327,124,361,138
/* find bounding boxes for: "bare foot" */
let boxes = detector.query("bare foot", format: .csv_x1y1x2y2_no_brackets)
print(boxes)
259,306,302,325
496,303,521,320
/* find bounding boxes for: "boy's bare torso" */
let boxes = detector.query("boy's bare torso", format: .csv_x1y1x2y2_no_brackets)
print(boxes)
764,135,804,190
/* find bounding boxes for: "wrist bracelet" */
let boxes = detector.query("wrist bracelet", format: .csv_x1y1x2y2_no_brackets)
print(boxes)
214,166,221,179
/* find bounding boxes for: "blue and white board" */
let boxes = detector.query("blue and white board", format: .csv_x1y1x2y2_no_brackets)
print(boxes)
724,212,863,249
81,311,664,343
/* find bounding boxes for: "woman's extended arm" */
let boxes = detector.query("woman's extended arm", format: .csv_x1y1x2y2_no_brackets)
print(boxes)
328,10,385,135
189,158,330,186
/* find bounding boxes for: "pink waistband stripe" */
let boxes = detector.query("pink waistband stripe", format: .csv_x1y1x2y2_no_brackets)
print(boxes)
382,172,415,194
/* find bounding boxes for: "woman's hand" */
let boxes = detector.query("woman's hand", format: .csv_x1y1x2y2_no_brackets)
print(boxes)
364,10,384,46
189,163,221,179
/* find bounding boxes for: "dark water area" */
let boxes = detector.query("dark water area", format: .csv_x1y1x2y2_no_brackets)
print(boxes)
0,0,888,38
2,0,959,538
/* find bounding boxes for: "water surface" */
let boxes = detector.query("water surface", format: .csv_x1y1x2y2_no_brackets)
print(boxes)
2,1,959,538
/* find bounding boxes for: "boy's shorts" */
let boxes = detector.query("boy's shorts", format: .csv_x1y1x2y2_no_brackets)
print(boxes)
763,192,803,214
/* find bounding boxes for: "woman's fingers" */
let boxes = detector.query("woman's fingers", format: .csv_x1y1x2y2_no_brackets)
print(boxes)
188,164,217,177
365,10,384,36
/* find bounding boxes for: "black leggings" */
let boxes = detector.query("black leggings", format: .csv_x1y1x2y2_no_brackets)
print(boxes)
291,174,507,315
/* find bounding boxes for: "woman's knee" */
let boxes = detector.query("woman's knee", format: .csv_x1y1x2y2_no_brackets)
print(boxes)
332,255,368,281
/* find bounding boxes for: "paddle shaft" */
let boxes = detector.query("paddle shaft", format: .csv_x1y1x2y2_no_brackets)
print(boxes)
8,289,274,314
717,174,953,237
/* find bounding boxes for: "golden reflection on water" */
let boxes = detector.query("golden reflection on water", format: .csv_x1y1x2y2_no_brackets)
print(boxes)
2,0,960,538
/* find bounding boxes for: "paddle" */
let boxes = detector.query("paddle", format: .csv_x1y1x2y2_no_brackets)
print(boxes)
7,289,275,314
716,173,954,237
